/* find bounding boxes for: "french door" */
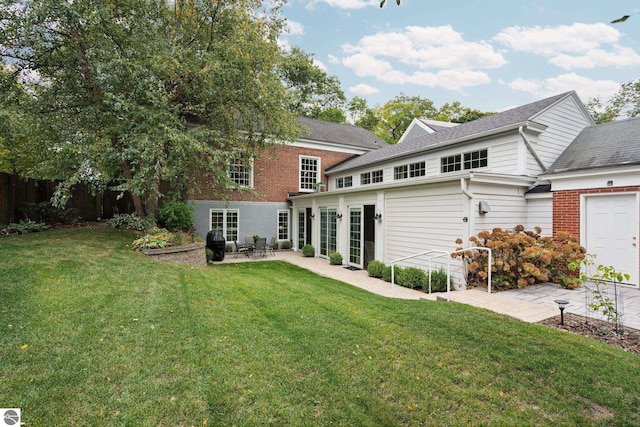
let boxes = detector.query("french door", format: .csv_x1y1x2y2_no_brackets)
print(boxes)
349,207,363,268
319,208,337,257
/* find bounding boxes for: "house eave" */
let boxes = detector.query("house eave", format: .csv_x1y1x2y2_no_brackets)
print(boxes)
288,172,537,201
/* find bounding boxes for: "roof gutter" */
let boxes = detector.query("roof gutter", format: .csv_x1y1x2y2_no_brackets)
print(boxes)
518,125,546,171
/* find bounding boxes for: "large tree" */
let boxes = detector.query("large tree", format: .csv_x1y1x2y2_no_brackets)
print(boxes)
586,80,640,124
0,0,300,217
374,94,437,143
280,46,346,120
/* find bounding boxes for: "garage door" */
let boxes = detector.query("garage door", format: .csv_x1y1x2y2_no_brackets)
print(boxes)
584,193,638,287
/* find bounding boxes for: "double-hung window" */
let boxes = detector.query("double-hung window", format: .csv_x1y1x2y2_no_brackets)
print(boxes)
300,156,320,192
229,152,252,187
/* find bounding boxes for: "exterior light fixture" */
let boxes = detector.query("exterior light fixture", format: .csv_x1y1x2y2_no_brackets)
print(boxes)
373,209,382,221
554,299,569,325
336,211,343,219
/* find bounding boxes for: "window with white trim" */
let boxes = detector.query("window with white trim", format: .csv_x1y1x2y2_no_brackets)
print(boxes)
277,210,289,241
299,156,320,192
210,209,239,242
441,149,488,173
394,165,408,180
361,170,383,185
409,161,426,177
336,176,353,189
229,152,252,187
441,154,461,173
464,149,488,169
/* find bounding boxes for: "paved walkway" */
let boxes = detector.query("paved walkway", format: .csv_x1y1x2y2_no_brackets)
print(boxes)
218,251,640,329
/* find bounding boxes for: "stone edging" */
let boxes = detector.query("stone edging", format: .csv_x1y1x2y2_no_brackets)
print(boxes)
141,241,206,267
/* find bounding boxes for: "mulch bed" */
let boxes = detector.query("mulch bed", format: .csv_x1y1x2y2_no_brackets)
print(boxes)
539,313,640,355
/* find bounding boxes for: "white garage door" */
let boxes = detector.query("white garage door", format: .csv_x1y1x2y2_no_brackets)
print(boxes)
584,193,639,287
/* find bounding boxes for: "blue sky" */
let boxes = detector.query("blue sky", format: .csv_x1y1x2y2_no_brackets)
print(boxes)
278,0,640,113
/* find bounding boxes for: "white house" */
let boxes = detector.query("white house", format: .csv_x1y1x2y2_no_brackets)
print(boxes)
289,91,598,289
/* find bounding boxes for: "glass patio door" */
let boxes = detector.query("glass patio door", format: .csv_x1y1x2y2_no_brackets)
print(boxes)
349,207,363,268
319,208,337,257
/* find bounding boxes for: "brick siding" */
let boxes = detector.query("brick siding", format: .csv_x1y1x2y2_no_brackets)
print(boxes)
553,186,640,239
192,145,356,202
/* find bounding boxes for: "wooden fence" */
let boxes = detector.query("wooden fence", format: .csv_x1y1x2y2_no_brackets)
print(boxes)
0,172,134,226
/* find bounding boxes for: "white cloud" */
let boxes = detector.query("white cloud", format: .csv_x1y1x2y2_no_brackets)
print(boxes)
494,23,621,56
339,24,503,92
328,54,340,64
313,58,328,71
308,0,378,9
493,23,640,72
509,73,621,101
284,19,304,36
549,46,640,70
342,25,507,70
349,84,380,95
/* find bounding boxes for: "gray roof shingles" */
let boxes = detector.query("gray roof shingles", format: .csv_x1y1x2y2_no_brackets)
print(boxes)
297,117,386,150
327,91,575,174
545,116,640,174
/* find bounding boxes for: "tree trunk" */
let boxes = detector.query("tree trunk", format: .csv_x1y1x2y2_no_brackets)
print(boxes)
120,160,146,218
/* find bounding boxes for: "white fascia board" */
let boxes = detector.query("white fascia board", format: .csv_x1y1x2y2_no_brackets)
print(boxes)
291,138,371,155
468,171,538,188
545,166,640,191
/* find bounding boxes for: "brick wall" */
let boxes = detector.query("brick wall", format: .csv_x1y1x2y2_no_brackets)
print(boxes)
192,145,357,202
553,186,640,238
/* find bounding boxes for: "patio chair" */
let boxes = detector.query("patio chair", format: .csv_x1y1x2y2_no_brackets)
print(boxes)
233,240,250,259
267,237,277,256
253,237,267,259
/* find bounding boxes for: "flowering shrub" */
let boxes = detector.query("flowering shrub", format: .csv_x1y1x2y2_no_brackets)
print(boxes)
454,226,585,290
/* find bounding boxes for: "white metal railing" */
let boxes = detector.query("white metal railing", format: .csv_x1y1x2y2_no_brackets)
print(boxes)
391,249,451,300
390,247,492,299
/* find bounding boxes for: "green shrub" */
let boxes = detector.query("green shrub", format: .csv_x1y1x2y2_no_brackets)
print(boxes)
1,219,49,236
205,248,214,262
397,266,427,289
381,265,393,282
367,260,386,278
280,241,291,250
329,252,343,265
106,213,156,231
132,228,173,251
302,245,315,257
428,268,449,292
158,201,194,232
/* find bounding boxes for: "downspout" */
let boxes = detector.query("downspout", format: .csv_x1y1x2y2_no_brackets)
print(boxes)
518,125,547,172
457,177,474,291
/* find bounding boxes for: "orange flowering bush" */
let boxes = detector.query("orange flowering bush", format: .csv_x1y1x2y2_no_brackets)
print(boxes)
454,226,585,291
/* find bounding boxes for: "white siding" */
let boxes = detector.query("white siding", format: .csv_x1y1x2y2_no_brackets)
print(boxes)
533,96,592,169
525,196,553,235
383,183,466,287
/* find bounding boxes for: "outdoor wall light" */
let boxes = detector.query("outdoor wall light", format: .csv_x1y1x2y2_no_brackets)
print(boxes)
336,211,343,219
374,209,382,221
554,299,569,325
310,212,315,218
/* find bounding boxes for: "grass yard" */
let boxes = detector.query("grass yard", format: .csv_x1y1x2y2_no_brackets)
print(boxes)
1,227,639,426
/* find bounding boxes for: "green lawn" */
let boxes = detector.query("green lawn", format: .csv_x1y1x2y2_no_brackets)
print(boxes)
1,227,639,426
